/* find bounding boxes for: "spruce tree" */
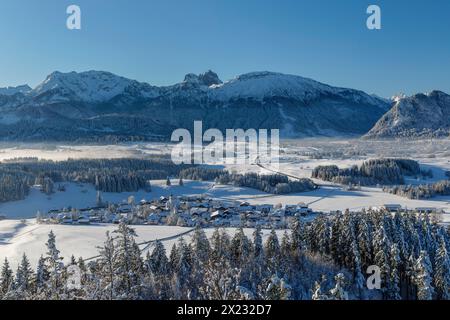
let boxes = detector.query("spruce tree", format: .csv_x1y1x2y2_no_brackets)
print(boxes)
387,244,402,300
113,222,143,299
173,238,193,299
146,240,171,299
230,227,251,268
45,230,64,298
148,240,169,276
373,225,390,296
415,250,435,300
356,217,372,269
351,237,365,298
169,243,179,274
0,258,13,297
434,237,450,300
249,226,265,293
330,214,343,266
15,254,33,295
191,226,210,264
290,218,305,253
35,256,49,292
97,231,116,299
264,229,280,274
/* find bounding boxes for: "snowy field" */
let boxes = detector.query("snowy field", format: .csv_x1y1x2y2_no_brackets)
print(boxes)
0,142,171,161
1,139,449,182
0,219,188,268
0,220,285,269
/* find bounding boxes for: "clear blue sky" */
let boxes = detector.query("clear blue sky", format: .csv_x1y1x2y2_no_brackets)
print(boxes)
0,0,449,97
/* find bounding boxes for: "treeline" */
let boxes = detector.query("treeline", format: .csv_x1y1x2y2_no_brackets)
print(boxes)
0,157,194,201
311,158,431,186
1,210,449,300
216,172,316,195
0,171,31,202
306,150,366,160
180,167,316,194
94,174,151,193
179,167,225,181
383,180,450,199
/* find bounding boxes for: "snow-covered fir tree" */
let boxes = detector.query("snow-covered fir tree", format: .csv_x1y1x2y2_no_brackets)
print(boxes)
112,222,143,299
434,236,450,300
14,254,33,297
44,230,64,299
0,258,14,298
414,250,435,300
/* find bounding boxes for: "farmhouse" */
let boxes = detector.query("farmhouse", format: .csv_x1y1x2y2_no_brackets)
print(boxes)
383,204,403,213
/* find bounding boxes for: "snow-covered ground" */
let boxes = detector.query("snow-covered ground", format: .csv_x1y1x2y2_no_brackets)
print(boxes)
1,139,449,182
0,219,190,268
3,179,450,221
0,219,284,269
0,180,214,219
1,139,450,268
0,142,170,161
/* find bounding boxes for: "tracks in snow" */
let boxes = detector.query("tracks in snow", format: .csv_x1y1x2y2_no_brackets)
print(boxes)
254,162,338,206
83,227,196,262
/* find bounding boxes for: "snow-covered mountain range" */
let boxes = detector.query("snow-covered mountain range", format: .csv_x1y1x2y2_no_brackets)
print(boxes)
365,91,450,139
0,85,32,96
0,70,392,141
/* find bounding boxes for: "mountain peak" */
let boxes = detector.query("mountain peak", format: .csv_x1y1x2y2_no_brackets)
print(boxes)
391,93,407,103
211,71,340,101
427,90,449,98
183,70,222,87
199,70,222,86
33,70,136,102
235,71,282,80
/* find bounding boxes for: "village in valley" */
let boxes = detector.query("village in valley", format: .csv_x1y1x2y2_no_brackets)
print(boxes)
34,183,445,230
36,189,315,230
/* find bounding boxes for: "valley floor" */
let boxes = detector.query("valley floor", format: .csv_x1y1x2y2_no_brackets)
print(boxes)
1,139,450,268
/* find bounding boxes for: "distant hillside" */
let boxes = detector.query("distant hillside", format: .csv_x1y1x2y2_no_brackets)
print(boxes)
365,91,450,139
